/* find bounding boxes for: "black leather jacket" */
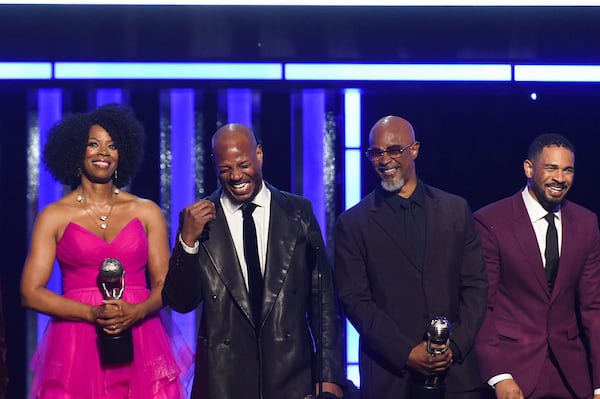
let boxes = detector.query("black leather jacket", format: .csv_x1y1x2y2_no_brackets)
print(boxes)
163,184,345,399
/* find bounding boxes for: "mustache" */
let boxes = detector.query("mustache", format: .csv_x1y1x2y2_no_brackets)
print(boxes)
547,182,567,189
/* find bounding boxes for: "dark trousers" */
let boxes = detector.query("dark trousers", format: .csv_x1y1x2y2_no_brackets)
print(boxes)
446,390,483,399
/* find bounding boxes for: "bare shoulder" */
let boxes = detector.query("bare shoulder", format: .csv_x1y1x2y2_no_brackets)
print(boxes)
117,191,164,221
34,192,82,238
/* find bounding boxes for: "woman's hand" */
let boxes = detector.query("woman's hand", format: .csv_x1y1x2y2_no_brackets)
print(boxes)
96,299,143,335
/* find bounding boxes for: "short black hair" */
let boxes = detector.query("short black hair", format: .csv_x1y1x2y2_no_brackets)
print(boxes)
42,103,145,189
527,133,575,161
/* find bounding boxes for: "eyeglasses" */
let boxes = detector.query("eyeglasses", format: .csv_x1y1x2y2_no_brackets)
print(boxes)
365,142,415,162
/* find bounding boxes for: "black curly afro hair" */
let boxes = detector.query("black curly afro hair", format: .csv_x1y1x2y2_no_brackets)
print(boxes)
42,103,146,189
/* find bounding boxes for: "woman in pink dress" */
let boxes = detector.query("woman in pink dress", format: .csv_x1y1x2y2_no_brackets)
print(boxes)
21,103,192,398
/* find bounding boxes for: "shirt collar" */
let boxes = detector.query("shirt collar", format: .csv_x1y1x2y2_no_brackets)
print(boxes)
221,181,270,214
379,180,425,210
408,181,425,208
521,186,561,223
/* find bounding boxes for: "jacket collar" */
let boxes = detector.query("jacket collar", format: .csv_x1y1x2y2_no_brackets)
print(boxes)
203,183,303,330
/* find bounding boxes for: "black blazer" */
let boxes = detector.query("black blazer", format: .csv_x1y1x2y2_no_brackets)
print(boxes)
335,183,487,399
163,183,345,399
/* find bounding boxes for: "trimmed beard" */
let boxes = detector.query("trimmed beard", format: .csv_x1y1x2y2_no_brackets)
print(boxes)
381,178,405,193
529,182,564,212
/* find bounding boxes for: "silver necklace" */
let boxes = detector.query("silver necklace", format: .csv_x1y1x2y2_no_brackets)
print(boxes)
77,188,120,230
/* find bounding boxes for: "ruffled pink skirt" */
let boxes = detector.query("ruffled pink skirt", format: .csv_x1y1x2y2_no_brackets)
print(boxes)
29,287,193,399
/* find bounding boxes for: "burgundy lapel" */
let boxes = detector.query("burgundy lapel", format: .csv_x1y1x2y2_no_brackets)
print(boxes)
511,193,550,296
422,188,438,273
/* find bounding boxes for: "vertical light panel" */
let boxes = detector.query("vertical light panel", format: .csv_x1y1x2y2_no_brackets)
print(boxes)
34,89,64,343
343,88,362,387
301,90,326,232
344,89,362,210
344,90,361,149
227,89,253,126
346,320,360,386
166,89,198,350
344,150,362,211
95,88,123,106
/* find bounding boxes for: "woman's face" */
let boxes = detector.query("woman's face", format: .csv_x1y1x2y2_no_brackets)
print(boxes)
81,124,119,184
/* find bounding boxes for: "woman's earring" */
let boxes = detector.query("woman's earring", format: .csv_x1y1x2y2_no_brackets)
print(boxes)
114,169,118,180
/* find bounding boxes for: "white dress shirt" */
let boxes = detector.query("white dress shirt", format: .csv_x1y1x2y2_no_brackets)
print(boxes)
180,183,271,292
522,187,562,264
220,184,271,291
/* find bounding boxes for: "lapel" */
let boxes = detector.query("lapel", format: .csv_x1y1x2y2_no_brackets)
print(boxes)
368,187,421,272
201,190,255,326
510,192,551,297
422,185,439,274
260,184,303,326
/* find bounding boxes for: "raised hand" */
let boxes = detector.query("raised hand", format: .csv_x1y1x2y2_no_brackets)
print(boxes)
180,199,217,247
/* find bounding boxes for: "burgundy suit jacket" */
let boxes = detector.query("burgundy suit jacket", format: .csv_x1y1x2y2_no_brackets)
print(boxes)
474,191,600,397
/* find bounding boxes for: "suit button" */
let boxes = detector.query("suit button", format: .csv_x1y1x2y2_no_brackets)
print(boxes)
224,338,231,345
284,333,292,339
211,295,218,302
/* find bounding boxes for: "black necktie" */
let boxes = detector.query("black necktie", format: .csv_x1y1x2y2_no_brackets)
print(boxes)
241,203,263,325
544,212,559,293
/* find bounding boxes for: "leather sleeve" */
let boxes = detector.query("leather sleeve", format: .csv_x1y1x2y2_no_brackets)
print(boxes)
304,200,346,387
162,240,205,314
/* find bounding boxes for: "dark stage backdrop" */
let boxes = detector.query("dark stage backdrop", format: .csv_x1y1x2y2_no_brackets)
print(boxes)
3,83,600,398
2,4,600,398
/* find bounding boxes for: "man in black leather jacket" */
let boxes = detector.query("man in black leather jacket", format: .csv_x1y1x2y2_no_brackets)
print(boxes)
163,123,345,399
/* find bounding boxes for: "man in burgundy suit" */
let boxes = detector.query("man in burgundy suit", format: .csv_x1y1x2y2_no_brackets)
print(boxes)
474,133,600,399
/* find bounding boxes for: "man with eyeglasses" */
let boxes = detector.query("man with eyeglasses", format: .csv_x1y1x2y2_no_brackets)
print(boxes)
335,115,487,399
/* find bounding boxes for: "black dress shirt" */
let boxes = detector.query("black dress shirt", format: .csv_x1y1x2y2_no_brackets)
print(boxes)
380,182,426,269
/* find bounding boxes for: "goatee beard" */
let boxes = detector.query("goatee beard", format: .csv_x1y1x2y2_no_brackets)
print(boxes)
381,178,405,193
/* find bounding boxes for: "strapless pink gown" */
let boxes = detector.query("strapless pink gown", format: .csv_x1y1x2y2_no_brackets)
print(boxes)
29,218,193,399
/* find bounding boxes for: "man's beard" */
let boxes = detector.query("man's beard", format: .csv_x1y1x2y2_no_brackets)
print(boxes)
381,177,405,193
531,182,565,212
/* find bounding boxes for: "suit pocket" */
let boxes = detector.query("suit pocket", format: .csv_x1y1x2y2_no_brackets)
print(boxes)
496,318,521,342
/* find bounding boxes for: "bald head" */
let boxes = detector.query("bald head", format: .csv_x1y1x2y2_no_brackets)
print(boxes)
211,123,257,152
369,116,415,147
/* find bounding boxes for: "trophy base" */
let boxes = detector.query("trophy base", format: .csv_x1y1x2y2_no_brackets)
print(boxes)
409,386,445,399
408,374,446,399
98,328,133,365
